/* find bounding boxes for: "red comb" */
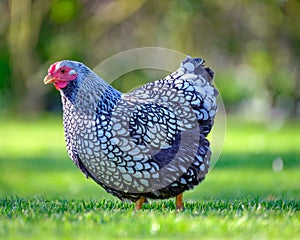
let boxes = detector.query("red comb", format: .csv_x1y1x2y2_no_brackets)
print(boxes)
48,61,60,74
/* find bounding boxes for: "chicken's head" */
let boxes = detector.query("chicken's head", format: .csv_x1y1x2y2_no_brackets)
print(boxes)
44,61,78,90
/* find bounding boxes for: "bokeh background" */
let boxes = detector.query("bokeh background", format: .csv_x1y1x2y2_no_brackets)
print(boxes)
0,0,299,119
0,0,299,200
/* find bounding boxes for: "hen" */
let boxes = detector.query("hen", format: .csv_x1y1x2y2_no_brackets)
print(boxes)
44,56,218,210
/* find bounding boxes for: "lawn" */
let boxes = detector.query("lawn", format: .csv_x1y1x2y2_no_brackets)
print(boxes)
0,115,299,239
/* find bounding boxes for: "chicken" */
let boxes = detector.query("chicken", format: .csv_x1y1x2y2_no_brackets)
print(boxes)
43,56,218,210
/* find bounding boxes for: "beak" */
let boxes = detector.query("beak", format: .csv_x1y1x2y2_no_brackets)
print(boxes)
43,74,56,84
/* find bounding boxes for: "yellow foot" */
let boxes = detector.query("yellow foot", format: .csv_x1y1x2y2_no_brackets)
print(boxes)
134,197,146,210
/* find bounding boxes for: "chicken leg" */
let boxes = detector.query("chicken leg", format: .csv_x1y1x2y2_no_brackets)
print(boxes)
175,193,184,210
135,197,146,210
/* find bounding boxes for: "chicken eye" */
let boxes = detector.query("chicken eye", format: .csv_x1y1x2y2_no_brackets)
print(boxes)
60,69,66,74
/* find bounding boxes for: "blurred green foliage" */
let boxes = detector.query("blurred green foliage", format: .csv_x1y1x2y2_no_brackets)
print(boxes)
0,0,299,119
50,0,79,24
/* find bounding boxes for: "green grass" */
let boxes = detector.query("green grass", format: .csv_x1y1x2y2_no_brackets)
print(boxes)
1,197,299,239
0,115,299,239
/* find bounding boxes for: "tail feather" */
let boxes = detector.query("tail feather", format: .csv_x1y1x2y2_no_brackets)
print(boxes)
181,56,214,79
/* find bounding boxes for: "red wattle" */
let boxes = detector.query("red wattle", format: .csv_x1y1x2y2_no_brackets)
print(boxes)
54,81,68,90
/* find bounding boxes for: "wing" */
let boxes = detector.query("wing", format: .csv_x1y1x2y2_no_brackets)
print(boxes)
128,103,180,149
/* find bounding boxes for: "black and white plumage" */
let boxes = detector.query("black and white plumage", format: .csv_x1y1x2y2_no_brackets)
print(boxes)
44,56,218,209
